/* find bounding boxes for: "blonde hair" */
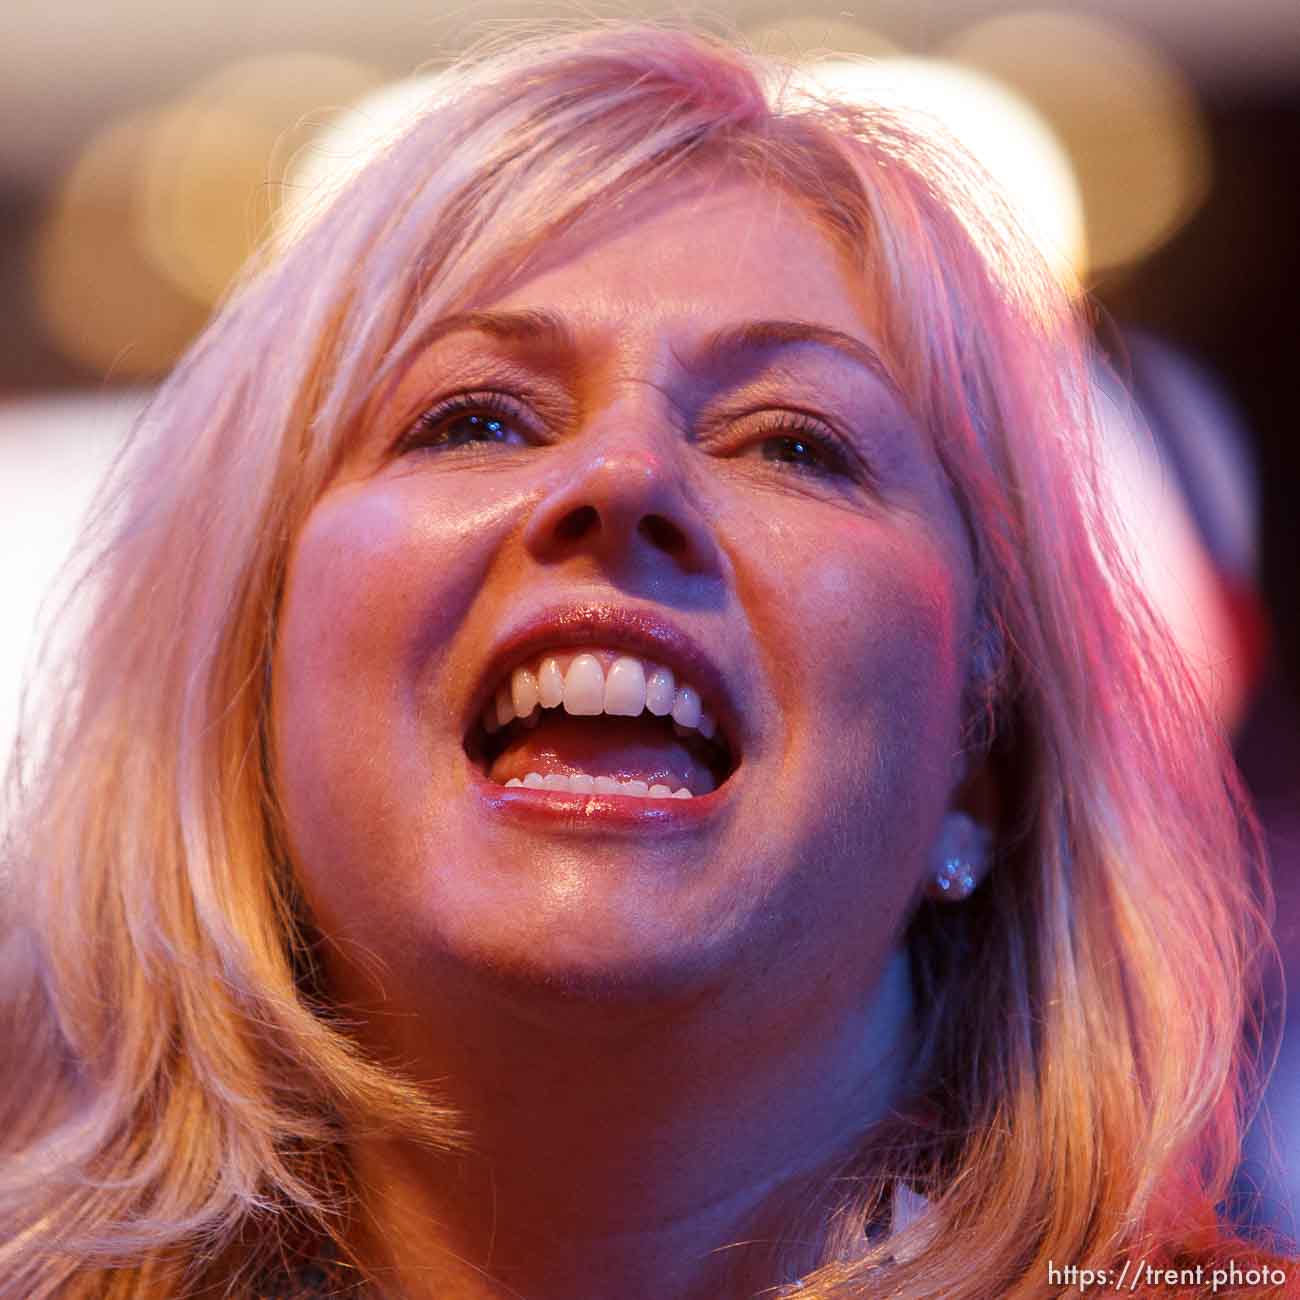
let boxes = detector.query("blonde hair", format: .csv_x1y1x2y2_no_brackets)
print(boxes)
0,24,1284,1298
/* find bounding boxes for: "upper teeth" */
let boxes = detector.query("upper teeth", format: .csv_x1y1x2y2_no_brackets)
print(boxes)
481,649,719,743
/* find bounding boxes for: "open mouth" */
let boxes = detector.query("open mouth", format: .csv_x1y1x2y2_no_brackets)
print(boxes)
466,711,736,797
463,651,739,800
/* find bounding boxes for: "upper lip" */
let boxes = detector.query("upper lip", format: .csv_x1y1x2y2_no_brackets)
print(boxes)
464,602,743,755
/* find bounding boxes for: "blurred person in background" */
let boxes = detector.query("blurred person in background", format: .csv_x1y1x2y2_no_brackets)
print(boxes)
0,25,1293,1299
1096,323,1300,1245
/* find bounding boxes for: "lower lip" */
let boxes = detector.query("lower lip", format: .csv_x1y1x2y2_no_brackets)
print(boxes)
467,761,738,832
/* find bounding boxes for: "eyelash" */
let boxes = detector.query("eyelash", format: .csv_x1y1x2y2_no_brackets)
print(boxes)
743,410,858,479
401,391,537,453
400,390,859,481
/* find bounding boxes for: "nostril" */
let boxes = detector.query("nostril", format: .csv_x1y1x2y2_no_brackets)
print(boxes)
553,508,685,554
555,505,598,542
640,515,685,552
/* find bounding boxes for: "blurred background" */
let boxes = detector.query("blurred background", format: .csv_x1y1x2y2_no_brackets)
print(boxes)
1,0,1297,1242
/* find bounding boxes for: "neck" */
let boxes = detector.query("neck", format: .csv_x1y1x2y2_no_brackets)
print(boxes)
340,949,915,1300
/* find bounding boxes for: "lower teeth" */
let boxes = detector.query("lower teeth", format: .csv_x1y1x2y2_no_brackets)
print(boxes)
503,772,693,799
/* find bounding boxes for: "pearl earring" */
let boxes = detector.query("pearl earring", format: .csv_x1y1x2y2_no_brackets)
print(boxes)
928,811,990,902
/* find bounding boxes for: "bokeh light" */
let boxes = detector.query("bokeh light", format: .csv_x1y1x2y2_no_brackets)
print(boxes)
137,52,383,305
741,15,900,62
792,57,1086,281
32,52,382,377
32,112,209,378
943,10,1211,276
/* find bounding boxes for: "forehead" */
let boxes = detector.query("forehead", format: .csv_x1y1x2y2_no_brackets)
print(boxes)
468,171,897,382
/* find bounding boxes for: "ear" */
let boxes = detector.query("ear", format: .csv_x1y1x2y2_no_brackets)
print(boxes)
924,754,998,904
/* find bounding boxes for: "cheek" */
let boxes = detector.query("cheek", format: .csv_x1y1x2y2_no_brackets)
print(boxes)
277,487,436,721
272,482,496,868
738,506,970,839
276,474,517,704
835,552,961,799
728,509,971,949
763,511,966,715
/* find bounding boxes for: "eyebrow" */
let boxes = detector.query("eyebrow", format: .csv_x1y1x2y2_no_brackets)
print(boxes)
698,319,901,397
417,310,897,391
418,309,578,352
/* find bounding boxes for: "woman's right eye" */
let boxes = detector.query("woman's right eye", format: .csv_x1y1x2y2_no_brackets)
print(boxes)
400,392,533,454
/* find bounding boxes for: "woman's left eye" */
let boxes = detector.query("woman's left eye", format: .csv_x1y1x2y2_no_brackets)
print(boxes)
744,415,858,480
400,392,533,454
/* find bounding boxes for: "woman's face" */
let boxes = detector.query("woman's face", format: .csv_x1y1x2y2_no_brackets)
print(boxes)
274,172,979,1019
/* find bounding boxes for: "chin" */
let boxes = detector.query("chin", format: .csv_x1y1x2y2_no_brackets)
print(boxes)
488,949,717,1009
409,898,739,1018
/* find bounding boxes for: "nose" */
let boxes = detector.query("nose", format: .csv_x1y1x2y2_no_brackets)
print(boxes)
521,423,723,581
